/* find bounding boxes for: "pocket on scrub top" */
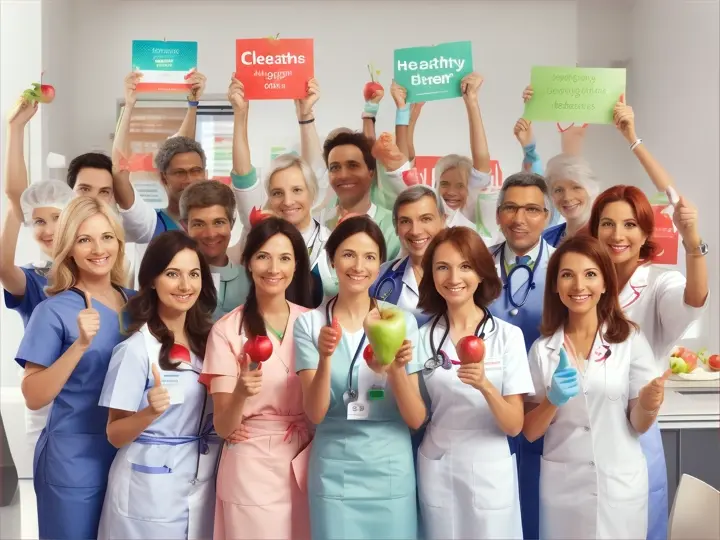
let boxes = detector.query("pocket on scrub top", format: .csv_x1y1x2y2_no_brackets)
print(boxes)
604,463,648,509
472,455,515,510
217,441,287,506
126,444,180,522
291,442,312,493
416,450,448,509
44,432,113,488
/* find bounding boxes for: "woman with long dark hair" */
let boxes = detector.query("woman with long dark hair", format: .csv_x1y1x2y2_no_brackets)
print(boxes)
97,231,220,539
523,235,669,539
201,217,314,540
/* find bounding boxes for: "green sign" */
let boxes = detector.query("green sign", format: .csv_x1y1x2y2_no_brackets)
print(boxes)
393,41,473,103
523,66,626,124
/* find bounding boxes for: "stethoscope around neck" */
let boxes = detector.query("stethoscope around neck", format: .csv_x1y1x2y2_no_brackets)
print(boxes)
496,240,545,317
424,307,496,375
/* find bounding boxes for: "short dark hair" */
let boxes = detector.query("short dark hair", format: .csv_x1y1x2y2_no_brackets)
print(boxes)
497,172,550,209
179,180,236,223
240,217,314,337
418,226,503,313
323,131,376,173
325,215,387,264
66,152,113,189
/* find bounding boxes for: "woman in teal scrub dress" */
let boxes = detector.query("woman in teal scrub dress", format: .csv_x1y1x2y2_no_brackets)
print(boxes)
294,216,426,540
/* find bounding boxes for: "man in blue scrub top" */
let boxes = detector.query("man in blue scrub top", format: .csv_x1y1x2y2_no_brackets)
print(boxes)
488,171,555,540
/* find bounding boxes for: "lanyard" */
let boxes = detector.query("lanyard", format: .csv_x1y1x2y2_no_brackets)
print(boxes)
325,296,368,401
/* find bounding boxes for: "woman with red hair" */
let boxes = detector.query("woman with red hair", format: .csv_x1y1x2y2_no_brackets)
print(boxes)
587,97,709,540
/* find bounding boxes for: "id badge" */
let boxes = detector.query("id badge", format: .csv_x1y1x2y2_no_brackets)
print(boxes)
160,371,184,405
347,400,369,421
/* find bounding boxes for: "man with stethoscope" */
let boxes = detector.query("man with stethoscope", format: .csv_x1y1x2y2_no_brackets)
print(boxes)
371,185,447,327
487,171,555,540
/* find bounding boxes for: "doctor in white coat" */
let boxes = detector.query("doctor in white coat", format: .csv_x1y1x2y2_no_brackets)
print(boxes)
416,227,533,540
524,235,670,540
98,232,221,539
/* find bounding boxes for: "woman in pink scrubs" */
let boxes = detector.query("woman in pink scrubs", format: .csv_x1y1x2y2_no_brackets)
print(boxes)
201,217,315,540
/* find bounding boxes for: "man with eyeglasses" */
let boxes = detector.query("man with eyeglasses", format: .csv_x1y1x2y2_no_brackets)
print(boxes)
488,171,554,540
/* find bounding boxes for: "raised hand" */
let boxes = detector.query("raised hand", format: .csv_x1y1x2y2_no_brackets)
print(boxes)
228,76,248,114
371,132,406,170
234,353,263,399
672,195,701,246
124,71,142,107
390,340,413,370
522,85,534,103
461,72,484,100
77,292,100,348
295,77,320,119
318,323,340,358
186,68,207,102
547,348,580,407
147,364,171,415
514,118,534,147
613,94,637,143
390,80,407,109
638,369,672,412
8,97,38,126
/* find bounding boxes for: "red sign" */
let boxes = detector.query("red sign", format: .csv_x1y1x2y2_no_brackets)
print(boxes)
235,38,314,100
650,204,679,265
413,156,503,187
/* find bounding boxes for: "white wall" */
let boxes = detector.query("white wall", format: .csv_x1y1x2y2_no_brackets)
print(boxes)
630,0,720,353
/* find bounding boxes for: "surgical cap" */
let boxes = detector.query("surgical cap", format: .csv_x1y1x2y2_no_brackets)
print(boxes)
20,180,74,223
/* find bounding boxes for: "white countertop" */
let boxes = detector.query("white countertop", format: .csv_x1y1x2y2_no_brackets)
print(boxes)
658,389,720,430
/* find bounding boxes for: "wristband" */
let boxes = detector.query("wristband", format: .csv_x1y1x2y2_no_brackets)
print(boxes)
395,105,411,126
188,100,199,107
361,114,376,123
298,118,315,125
363,101,380,117
523,142,539,163
630,138,643,151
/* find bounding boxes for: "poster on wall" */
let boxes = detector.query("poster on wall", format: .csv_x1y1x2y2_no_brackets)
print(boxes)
649,193,679,265
413,156,503,188
523,66,626,124
393,41,474,103
196,115,233,184
132,40,198,93
235,37,314,99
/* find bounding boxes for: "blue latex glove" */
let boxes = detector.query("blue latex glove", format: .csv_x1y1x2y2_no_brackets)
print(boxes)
547,348,580,407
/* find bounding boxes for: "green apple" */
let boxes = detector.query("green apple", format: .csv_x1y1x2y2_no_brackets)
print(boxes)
363,306,406,366
669,356,688,374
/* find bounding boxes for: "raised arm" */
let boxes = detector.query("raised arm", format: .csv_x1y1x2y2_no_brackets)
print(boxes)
461,72,491,174
391,81,411,159
295,78,323,173
173,69,206,139
407,102,424,162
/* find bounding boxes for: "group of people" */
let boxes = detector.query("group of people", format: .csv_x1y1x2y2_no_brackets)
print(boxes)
0,66,709,540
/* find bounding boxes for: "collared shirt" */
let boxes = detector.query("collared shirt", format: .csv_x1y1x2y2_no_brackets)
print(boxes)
503,240,542,272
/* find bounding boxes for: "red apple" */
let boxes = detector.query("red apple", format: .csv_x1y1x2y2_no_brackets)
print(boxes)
249,206,272,227
402,168,421,186
243,335,273,365
39,84,55,103
363,63,384,101
457,336,486,364
708,354,720,372
169,343,191,364
672,346,698,372
363,344,374,365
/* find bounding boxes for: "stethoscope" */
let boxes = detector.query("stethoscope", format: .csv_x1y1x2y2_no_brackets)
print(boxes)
325,295,379,404
495,240,545,316
372,258,407,303
424,307,496,375
306,220,322,260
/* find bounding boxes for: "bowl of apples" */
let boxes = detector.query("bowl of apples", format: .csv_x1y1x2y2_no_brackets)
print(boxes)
669,347,720,381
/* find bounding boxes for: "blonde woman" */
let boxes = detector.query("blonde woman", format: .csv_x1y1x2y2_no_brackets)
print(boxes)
15,196,133,540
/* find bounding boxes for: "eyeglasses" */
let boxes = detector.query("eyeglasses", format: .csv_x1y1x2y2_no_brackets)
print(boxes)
498,204,548,218
166,167,206,180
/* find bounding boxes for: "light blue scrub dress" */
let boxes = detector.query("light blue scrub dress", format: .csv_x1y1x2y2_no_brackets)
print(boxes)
14,287,133,540
3,263,49,326
97,327,220,539
488,241,549,540
294,299,422,540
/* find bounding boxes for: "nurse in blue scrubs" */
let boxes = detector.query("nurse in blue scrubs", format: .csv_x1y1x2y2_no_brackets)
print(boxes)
488,172,554,540
15,196,133,540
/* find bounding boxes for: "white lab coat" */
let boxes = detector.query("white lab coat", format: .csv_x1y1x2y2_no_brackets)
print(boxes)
527,325,660,540
417,316,533,540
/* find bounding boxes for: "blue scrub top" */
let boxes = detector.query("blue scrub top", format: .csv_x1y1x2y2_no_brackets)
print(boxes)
152,210,181,238
3,264,49,326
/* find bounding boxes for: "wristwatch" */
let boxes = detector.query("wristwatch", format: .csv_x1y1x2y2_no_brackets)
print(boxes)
683,239,709,256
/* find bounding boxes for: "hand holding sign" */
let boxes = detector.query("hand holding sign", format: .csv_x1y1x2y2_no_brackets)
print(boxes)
295,77,320,119
77,292,100,348
186,68,207,102
638,368,672,412
522,85,534,103
124,71,143,107
613,94,637,142
390,80,407,109
148,365,171,415
461,72,483,100
228,76,248,114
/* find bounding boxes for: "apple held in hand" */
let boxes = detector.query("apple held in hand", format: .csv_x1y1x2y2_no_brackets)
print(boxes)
363,344,374,365
243,335,273,367
363,306,406,366
457,336,485,364
363,63,383,101
23,82,55,104
249,206,273,227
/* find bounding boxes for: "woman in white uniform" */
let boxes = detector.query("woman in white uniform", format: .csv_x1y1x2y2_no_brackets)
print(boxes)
416,226,533,540
98,231,221,539
524,235,670,540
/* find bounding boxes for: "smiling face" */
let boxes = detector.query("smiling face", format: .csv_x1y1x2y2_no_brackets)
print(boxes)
597,201,648,265
162,152,207,204
551,178,589,221
186,204,232,266
328,144,373,209
332,232,381,295
556,252,606,316
268,165,313,229
73,168,114,205
497,186,548,256
154,248,202,314
396,195,444,262
31,207,62,257
437,167,468,211
431,241,481,309
69,213,119,279
248,233,296,298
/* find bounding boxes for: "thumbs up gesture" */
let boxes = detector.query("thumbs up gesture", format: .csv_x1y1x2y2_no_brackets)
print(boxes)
147,364,170,415
77,292,100,348
613,94,637,143
234,354,263,400
547,348,580,407
639,368,671,413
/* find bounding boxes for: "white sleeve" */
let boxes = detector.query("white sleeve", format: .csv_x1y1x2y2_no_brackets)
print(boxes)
232,178,267,231
119,187,159,244
376,160,412,199
656,270,708,339
460,168,492,222
628,330,661,400
526,340,547,404
502,325,536,397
